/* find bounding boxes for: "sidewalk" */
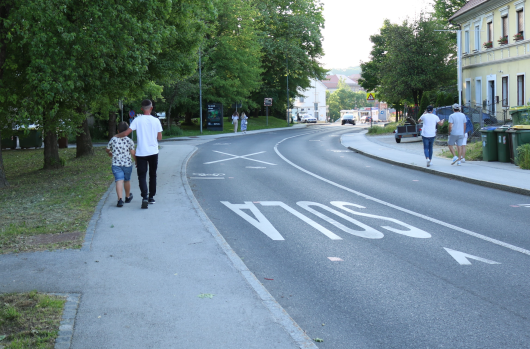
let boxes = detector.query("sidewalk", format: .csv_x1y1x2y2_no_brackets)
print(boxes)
0,140,315,348
341,131,530,196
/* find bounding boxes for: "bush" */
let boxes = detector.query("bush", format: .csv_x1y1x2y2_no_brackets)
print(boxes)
419,93,430,114
516,143,530,169
437,120,449,134
367,121,401,135
163,125,183,137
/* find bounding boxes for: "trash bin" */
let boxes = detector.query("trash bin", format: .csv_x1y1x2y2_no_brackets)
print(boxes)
509,126,530,165
1,133,17,149
480,126,498,161
18,130,43,149
494,125,511,163
509,107,530,125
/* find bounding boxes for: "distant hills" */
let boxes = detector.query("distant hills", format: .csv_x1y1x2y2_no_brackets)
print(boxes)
327,66,362,76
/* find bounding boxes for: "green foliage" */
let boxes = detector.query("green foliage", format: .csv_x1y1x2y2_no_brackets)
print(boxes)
516,143,530,169
163,125,184,137
420,93,430,114
359,13,456,109
328,79,373,121
367,122,401,135
438,120,449,134
444,93,455,106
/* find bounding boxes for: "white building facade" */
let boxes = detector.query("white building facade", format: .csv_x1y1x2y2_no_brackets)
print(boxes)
292,79,327,121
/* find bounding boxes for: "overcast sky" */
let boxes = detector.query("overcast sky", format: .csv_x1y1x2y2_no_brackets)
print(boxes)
320,0,434,70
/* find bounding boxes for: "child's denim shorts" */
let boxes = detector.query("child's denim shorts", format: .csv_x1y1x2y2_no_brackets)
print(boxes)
112,165,133,182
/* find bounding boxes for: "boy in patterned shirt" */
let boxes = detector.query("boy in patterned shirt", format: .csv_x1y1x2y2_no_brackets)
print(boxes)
106,122,136,207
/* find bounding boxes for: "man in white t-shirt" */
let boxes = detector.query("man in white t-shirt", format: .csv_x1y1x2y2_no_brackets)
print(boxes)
116,99,163,209
418,105,444,167
448,104,467,166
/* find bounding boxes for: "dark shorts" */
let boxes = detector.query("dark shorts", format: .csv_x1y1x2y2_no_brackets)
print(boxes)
112,165,133,182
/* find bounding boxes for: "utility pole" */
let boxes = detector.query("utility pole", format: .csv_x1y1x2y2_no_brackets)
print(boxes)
286,57,289,124
199,46,203,134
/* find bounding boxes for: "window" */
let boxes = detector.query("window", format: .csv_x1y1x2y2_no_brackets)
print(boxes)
464,30,470,53
475,25,480,50
502,16,508,38
299,97,304,103
518,75,525,106
475,79,482,108
517,10,524,36
502,77,508,107
487,22,493,42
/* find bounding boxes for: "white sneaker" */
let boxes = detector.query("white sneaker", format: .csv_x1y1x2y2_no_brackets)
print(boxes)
457,161,461,166
426,159,431,167
461,158,466,163
451,156,458,165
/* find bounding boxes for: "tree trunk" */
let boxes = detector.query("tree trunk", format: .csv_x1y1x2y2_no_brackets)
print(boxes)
0,132,8,188
108,111,117,140
167,107,171,131
183,111,193,125
43,123,62,170
76,118,94,158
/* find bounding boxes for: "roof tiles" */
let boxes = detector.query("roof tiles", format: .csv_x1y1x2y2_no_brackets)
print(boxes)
449,0,490,21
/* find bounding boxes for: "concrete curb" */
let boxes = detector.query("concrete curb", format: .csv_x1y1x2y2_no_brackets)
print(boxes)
346,145,530,197
81,183,114,251
181,148,318,349
52,293,81,349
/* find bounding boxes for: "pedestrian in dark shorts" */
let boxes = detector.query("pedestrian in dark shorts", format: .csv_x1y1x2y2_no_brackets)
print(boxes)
115,99,163,209
106,122,136,207
448,104,467,166
419,105,444,167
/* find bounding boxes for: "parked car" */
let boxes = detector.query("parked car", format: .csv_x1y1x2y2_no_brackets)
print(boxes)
341,114,356,125
301,115,317,123
433,105,498,125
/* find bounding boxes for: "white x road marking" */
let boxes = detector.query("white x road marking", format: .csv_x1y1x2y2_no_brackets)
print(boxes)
204,151,277,166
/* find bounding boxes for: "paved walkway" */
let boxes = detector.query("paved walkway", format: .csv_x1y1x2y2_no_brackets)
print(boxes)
341,131,530,196
0,125,316,349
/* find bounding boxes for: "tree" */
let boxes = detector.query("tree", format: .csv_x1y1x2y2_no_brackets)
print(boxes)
433,0,467,28
359,14,455,108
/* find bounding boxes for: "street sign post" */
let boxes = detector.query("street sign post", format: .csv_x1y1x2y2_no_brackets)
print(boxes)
264,98,272,126
366,93,375,127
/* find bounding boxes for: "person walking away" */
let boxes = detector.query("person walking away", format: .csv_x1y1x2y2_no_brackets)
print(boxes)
460,115,474,163
116,99,163,209
240,112,248,134
106,122,136,207
418,105,443,167
232,111,239,133
448,104,467,166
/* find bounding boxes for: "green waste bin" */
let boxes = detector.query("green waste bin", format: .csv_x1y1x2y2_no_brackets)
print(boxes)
18,129,43,149
480,127,498,161
507,127,530,165
509,107,530,125
494,126,511,162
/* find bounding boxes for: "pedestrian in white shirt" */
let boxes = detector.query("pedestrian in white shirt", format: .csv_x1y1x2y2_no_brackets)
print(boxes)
116,99,163,209
232,111,239,133
418,105,444,167
448,104,467,166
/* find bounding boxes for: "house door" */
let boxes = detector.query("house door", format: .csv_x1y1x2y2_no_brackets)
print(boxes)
488,80,495,115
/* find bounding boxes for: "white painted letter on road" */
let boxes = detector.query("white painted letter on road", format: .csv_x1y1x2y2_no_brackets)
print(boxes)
330,201,431,239
444,248,501,265
297,202,384,239
221,201,284,240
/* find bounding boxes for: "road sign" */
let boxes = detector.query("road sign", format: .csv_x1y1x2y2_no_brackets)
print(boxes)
129,110,135,118
366,93,375,101
380,110,384,115
264,98,273,106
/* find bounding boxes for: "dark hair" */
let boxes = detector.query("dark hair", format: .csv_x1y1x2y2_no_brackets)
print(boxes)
232,111,239,117
141,99,153,108
118,121,129,133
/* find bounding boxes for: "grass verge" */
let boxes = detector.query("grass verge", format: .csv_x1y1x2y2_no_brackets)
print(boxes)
0,291,65,349
162,115,292,139
366,121,402,135
439,141,483,161
516,143,530,169
0,148,113,254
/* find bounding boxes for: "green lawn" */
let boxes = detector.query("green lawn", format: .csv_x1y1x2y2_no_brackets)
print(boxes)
0,291,65,349
0,148,113,254
439,141,483,161
163,115,293,139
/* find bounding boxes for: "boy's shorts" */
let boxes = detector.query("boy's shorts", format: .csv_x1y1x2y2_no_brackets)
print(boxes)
112,165,133,182
448,135,465,146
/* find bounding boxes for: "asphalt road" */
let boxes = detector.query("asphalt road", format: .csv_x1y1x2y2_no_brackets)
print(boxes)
187,124,530,349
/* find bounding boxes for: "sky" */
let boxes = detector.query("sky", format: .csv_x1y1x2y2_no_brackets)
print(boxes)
320,0,434,70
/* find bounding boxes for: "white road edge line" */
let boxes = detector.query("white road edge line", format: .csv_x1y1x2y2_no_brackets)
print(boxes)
274,131,530,257
183,147,318,349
